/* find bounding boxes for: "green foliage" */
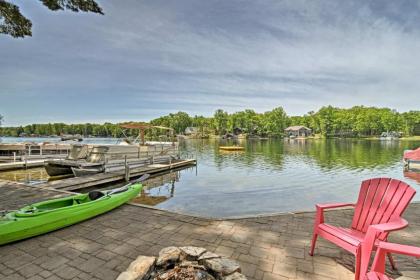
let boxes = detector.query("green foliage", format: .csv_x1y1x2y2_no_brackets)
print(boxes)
213,109,229,135
0,0,103,38
1,106,419,138
0,1,32,37
150,112,192,134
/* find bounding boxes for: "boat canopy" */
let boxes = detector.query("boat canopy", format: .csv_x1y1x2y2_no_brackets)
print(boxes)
120,122,174,145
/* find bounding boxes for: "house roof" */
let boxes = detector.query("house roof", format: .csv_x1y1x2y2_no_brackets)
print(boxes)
284,126,311,131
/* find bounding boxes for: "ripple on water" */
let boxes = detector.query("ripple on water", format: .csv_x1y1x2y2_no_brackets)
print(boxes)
2,138,420,218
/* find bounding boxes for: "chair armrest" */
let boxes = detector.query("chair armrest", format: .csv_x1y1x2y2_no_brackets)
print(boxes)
316,203,355,210
369,218,408,233
377,241,420,258
314,203,355,226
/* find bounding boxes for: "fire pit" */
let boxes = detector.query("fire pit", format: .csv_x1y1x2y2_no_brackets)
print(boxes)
117,246,247,280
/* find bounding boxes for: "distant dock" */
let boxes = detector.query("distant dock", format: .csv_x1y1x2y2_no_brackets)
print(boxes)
0,142,70,163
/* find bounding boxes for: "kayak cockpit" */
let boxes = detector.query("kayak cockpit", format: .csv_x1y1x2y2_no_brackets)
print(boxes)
14,192,105,217
12,187,132,218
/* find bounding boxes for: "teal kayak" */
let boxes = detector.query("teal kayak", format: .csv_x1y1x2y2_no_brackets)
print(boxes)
0,182,143,245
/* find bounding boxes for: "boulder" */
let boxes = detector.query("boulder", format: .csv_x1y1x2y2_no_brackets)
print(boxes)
194,269,217,280
180,246,207,260
116,256,156,280
203,258,241,276
156,246,181,266
179,260,205,270
198,251,219,261
116,271,135,280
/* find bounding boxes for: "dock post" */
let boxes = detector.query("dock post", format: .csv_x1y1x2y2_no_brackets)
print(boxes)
24,155,28,169
124,155,130,182
13,152,16,163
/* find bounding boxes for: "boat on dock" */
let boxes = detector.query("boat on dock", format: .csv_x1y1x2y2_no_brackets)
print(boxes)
60,134,83,141
45,123,180,177
404,147,420,171
0,175,148,245
71,166,104,177
45,143,178,177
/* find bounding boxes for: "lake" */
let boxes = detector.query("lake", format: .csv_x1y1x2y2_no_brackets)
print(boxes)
1,137,419,218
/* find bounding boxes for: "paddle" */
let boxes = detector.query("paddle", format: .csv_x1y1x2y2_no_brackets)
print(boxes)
132,173,150,184
105,174,151,196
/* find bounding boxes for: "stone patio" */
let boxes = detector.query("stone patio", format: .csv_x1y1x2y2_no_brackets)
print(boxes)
0,181,419,280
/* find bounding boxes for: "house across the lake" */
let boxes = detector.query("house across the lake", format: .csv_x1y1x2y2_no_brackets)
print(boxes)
284,126,312,137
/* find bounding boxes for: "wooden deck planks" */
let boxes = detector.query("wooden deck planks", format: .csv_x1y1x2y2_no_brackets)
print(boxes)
37,159,196,192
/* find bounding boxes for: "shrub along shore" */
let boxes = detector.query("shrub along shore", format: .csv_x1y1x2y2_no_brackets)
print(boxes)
1,105,419,138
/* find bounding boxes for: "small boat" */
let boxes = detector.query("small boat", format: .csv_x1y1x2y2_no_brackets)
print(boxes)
60,134,83,141
219,146,245,151
404,148,420,171
0,175,148,245
71,166,104,177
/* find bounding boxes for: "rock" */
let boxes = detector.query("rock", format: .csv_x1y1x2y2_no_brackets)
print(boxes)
195,269,217,280
156,246,181,266
198,251,219,261
116,256,156,280
180,246,207,260
203,258,241,276
116,271,135,280
223,272,248,280
179,260,206,270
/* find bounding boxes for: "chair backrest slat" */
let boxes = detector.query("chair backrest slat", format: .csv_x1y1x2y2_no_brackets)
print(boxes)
370,179,401,226
361,178,392,232
355,178,383,231
351,178,416,236
351,179,372,229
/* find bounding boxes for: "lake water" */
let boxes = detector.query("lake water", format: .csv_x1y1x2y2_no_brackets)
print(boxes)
1,137,420,218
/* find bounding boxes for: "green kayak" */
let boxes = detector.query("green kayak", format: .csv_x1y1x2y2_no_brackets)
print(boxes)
0,181,143,245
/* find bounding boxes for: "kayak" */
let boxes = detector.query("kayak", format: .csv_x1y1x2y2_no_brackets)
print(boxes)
0,182,142,245
219,146,244,151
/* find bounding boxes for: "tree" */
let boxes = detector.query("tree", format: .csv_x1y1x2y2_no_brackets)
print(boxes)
0,0,103,38
213,109,229,135
260,107,288,137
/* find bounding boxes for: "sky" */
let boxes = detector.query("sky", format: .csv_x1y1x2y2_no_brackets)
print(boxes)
1,0,420,126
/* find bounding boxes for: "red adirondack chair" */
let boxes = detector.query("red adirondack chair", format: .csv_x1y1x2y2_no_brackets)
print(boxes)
365,242,420,279
310,178,416,280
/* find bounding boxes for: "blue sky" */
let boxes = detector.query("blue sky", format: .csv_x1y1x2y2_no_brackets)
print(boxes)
1,0,420,126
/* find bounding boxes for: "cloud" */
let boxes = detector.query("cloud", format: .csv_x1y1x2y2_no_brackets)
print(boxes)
1,0,420,125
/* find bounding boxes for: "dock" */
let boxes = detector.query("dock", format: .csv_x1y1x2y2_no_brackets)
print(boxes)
37,159,196,192
0,159,46,171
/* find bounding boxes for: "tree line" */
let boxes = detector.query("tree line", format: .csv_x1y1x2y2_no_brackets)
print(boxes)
1,106,419,138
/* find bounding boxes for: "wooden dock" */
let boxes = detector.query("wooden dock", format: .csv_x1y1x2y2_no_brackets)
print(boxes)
0,154,71,171
37,159,196,192
0,159,46,171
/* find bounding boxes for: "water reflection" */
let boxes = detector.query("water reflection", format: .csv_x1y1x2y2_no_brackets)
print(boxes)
151,139,420,217
0,167,49,185
132,171,179,206
1,138,419,217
